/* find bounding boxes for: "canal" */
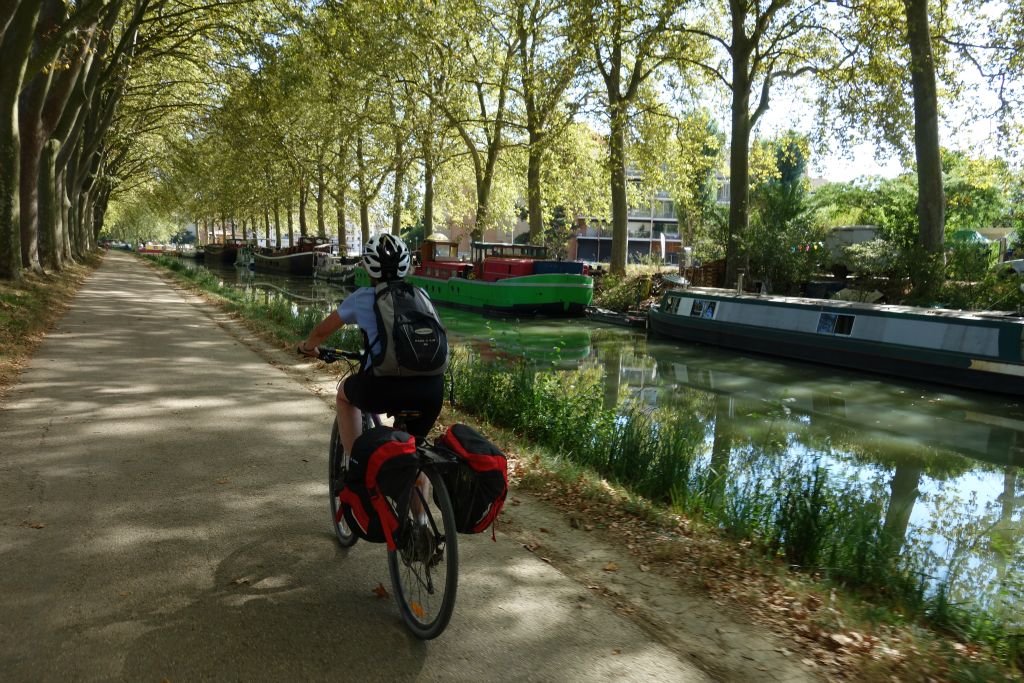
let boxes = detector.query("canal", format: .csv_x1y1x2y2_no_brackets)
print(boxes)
192,259,1023,626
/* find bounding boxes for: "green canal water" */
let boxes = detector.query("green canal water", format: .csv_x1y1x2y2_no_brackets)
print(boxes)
196,261,1023,627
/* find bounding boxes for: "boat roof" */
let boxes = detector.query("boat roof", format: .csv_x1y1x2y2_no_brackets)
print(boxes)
667,286,1024,323
471,241,548,258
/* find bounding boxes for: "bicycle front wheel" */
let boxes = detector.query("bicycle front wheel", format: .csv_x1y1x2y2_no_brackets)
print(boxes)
387,466,459,639
328,415,373,548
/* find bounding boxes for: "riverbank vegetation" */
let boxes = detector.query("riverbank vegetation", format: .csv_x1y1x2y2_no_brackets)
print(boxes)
591,143,1024,317
145,253,1021,680
0,253,101,398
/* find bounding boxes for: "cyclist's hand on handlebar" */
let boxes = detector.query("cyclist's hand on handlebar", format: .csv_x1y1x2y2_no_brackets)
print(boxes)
296,341,319,358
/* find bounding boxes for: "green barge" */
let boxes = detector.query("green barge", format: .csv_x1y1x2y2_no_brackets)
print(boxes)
355,236,593,317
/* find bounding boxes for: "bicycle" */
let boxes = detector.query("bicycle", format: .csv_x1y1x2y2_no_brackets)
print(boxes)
318,347,459,640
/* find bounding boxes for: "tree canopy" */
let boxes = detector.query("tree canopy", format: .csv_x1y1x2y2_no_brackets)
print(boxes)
2,0,1023,285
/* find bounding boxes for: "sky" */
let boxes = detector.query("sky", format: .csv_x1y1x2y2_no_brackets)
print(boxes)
753,62,1014,184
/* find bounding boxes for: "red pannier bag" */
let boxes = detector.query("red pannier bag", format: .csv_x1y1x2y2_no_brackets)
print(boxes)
336,426,419,550
437,423,508,535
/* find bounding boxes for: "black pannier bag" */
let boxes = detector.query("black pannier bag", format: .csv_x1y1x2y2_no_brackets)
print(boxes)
437,424,508,535
336,426,419,549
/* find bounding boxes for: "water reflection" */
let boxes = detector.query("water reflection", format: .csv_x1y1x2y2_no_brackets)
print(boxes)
639,340,1024,469
442,309,594,365
184,260,354,307
605,337,1023,623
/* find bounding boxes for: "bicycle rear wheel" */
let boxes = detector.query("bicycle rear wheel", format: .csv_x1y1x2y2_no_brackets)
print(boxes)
328,415,373,547
387,466,459,639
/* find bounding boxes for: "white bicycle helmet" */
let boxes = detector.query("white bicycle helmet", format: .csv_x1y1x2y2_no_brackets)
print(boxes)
362,233,412,280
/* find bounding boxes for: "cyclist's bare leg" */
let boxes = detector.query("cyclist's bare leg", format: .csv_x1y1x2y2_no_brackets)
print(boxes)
336,388,362,457
411,473,431,520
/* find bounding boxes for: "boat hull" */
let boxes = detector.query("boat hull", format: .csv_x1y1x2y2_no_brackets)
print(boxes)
411,272,593,316
649,289,1024,396
354,269,593,316
203,244,239,265
252,250,319,276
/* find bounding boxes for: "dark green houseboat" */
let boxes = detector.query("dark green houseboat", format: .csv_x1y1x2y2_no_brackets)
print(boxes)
649,287,1024,395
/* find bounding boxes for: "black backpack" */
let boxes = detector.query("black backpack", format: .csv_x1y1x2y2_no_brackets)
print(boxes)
370,280,449,377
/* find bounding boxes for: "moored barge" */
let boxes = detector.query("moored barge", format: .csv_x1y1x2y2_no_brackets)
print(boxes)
649,287,1024,395
355,234,593,317
252,236,332,276
203,238,249,265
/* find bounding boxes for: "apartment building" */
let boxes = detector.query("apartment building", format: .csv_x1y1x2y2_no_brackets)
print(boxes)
569,186,685,264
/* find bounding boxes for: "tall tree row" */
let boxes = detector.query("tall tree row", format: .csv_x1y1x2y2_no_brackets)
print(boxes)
0,0,256,281
4,0,1020,287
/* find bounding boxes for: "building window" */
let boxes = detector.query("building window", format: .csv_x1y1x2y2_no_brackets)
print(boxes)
654,199,675,219
652,221,679,237
817,312,855,335
690,300,717,319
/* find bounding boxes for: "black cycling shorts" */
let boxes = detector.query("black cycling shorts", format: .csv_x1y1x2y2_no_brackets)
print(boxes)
342,372,445,438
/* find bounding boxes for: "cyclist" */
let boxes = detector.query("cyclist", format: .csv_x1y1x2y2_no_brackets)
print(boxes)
297,233,445,458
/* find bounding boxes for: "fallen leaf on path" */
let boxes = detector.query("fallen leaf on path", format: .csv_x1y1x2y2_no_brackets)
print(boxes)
828,633,854,649
612,649,621,655
539,527,549,533
523,542,539,552
372,583,389,599
603,562,618,572
21,521,45,529
511,498,521,506
231,577,250,586
540,557,552,564
215,478,230,485
639,564,650,572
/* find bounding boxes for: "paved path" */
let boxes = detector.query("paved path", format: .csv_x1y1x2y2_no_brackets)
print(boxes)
0,252,712,682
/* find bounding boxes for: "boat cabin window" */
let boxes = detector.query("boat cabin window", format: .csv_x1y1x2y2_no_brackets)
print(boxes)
816,312,855,335
665,295,683,314
690,300,717,319
471,241,548,263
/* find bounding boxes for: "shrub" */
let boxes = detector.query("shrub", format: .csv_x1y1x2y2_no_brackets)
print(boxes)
593,273,652,311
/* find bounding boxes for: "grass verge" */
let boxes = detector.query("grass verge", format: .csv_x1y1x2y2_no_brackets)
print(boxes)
0,254,103,401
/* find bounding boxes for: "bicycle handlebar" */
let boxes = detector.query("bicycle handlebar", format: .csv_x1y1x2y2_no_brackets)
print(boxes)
316,347,362,363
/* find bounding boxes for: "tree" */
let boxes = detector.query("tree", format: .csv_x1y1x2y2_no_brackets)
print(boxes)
571,0,689,275
745,131,819,292
513,0,588,243
1,0,112,280
421,2,521,239
818,0,959,295
903,0,944,257
677,0,830,286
